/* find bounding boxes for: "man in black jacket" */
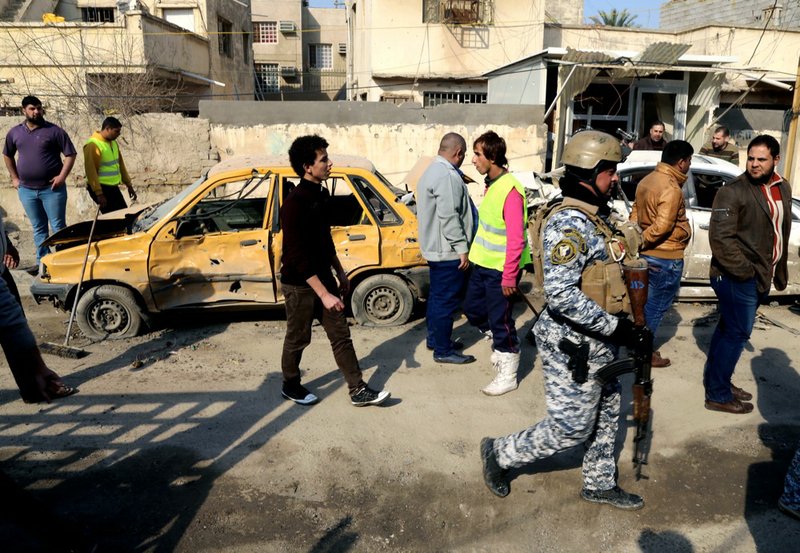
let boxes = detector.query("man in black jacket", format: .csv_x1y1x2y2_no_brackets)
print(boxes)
704,135,791,414
279,135,390,407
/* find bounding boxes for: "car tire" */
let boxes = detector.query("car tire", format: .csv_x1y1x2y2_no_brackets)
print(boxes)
351,274,414,327
75,284,144,340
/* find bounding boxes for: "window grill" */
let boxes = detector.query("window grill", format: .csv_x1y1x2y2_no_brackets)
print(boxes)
254,21,278,44
309,44,333,71
423,91,487,107
254,63,280,96
82,7,115,23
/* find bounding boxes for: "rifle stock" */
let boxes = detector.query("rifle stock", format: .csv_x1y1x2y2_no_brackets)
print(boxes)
622,262,654,481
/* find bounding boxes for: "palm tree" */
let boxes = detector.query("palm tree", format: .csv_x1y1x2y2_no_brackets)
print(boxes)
589,9,639,28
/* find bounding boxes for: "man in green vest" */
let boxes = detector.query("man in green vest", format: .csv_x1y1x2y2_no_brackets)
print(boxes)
464,131,531,396
84,117,136,213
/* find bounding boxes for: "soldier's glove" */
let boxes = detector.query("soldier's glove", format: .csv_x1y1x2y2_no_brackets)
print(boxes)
608,317,637,347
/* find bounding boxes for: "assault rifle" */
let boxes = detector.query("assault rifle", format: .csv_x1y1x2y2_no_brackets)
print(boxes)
595,262,653,480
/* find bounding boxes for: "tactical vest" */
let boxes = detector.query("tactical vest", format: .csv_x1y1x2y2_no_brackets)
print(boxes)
529,197,642,315
86,136,121,186
469,173,532,271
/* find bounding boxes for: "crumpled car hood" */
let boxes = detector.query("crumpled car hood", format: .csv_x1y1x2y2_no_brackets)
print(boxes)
42,208,145,248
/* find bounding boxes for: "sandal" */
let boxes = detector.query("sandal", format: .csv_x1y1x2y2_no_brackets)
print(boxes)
48,382,79,400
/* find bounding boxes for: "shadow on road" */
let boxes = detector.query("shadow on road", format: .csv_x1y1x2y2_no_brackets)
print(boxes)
745,347,800,552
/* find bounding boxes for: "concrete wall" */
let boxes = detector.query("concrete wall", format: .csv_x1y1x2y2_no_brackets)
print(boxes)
544,0,583,25
0,113,217,224
201,100,547,187
0,102,547,235
661,0,800,31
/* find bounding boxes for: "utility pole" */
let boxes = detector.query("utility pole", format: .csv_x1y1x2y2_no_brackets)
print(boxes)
785,54,800,187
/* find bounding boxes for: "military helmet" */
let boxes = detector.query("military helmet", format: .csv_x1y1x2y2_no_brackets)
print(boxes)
561,130,623,170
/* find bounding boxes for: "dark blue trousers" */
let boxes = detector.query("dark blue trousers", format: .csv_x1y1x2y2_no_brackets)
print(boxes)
426,259,468,356
703,274,766,403
464,264,520,353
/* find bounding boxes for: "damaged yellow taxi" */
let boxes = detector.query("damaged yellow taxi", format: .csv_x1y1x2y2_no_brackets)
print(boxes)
32,155,428,339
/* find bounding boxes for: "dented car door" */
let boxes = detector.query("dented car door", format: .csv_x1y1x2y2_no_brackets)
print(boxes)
148,173,277,310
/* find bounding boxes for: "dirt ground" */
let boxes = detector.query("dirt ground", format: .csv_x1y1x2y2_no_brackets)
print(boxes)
2,264,800,552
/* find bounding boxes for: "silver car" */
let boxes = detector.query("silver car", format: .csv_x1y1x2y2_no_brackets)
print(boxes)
616,151,800,299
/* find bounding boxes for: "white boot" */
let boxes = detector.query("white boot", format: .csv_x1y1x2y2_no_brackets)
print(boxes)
482,351,519,396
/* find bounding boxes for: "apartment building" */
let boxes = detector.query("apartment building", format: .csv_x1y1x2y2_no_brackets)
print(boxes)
0,0,253,114
345,0,585,104
251,0,346,101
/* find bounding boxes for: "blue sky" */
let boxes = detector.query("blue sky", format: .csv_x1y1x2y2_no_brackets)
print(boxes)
306,1,665,28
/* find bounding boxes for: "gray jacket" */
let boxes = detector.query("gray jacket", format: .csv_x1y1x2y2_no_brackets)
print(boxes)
416,155,474,262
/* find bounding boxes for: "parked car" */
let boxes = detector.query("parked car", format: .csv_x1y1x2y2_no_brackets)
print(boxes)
516,150,800,300
32,155,428,339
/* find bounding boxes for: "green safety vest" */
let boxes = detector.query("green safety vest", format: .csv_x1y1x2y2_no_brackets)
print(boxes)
469,172,531,271
86,136,121,186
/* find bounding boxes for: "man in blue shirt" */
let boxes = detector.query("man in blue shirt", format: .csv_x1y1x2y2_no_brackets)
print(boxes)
3,96,76,268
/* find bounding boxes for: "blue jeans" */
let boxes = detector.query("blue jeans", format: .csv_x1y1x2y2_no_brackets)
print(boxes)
642,255,683,335
464,264,519,353
703,274,765,403
18,185,68,264
426,259,468,357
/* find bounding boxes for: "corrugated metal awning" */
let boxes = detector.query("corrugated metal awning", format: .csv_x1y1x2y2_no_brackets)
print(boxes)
610,41,691,79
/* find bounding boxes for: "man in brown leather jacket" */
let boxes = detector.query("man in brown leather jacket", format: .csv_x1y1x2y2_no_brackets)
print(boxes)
704,134,791,414
630,140,693,367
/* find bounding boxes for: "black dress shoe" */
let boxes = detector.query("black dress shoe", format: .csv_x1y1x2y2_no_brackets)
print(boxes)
433,352,476,364
480,437,509,497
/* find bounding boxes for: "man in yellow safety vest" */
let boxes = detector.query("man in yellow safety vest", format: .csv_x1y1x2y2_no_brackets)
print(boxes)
84,117,136,213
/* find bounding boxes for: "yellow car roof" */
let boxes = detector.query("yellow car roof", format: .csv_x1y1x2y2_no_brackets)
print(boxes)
208,154,377,177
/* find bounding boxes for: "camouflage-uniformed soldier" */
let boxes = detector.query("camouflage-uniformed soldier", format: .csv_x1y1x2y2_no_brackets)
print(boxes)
479,130,645,510
780,446,800,520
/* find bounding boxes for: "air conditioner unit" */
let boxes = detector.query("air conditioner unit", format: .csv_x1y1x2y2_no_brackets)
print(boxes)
338,42,347,55
279,20,296,33
280,66,297,77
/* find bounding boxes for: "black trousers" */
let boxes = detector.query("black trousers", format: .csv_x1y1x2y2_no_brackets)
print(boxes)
87,184,127,214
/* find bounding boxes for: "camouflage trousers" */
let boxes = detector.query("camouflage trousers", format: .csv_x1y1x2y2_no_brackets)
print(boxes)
781,445,800,509
494,313,621,491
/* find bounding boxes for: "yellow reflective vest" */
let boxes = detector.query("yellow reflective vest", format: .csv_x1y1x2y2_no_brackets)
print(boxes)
86,136,121,186
469,172,531,271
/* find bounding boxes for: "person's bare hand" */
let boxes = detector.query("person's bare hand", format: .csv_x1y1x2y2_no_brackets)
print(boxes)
458,253,470,271
49,174,67,189
502,286,518,298
4,242,19,269
322,292,345,312
97,194,107,210
11,177,19,189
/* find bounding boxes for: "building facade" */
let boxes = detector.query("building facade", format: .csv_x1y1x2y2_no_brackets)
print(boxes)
0,0,253,114
346,0,579,104
251,0,347,101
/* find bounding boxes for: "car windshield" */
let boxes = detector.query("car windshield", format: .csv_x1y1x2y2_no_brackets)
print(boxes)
132,175,209,232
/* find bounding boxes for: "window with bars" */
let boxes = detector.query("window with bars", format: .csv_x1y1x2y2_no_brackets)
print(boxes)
82,7,115,23
254,63,280,95
218,18,233,57
423,91,487,107
422,0,493,24
308,44,332,70
253,21,278,44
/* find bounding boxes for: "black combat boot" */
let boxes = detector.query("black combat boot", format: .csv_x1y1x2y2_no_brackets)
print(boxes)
480,437,509,497
580,486,644,510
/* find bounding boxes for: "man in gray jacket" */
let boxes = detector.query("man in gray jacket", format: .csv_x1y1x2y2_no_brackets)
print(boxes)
417,133,476,364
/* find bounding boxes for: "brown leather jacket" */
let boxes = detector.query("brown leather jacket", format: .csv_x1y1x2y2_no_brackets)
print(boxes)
709,172,792,293
629,162,691,259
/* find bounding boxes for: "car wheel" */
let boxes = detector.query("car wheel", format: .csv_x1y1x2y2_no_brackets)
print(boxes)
351,274,414,326
76,285,143,340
